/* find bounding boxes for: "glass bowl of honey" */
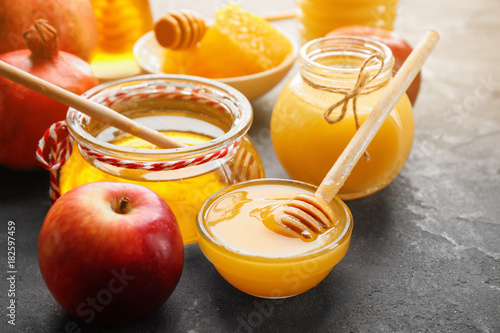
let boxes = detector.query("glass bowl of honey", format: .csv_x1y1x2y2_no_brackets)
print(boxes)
196,178,353,298
62,74,265,244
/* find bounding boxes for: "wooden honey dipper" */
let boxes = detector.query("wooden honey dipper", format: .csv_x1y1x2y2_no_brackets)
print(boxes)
274,30,440,241
154,9,296,50
0,60,186,149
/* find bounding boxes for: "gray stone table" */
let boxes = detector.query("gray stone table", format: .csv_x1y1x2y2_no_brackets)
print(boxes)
0,0,499,332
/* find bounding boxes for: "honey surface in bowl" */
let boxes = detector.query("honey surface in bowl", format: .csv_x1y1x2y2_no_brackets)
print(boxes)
161,4,293,79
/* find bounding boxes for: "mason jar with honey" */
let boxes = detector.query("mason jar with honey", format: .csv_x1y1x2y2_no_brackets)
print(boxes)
296,0,399,44
270,37,414,200
89,0,153,81
61,75,264,244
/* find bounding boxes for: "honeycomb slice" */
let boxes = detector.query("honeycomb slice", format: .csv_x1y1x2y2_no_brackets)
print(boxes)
161,4,293,79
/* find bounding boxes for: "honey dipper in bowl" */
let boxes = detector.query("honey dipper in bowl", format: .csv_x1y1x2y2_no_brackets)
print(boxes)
271,30,440,241
153,9,295,50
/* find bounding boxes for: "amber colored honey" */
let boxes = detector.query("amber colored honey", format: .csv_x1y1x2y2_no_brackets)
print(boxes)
271,52,414,200
89,0,153,80
197,181,352,298
296,0,399,43
59,131,264,244
161,4,293,79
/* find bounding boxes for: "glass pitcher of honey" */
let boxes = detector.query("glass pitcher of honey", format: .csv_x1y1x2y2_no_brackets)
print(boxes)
296,0,399,44
270,37,414,200
89,0,153,81
60,75,264,244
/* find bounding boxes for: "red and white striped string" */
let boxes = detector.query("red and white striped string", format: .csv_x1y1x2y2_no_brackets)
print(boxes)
35,85,239,203
36,121,239,203
36,121,74,203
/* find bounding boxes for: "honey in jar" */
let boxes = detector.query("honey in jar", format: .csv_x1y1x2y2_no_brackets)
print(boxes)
296,0,399,44
61,75,264,244
197,179,353,298
89,0,153,80
271,37,414,200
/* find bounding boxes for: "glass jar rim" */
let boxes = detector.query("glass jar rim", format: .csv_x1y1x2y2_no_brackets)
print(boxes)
196,178,353,262
299,36,395,83
66,74,253,161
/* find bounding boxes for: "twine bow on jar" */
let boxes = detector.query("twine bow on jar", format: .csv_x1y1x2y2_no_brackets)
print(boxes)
317,53,388,160
322,53,387,128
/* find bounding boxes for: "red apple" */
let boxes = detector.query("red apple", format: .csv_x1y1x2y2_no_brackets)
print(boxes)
326,25,421,105
38,182,184,325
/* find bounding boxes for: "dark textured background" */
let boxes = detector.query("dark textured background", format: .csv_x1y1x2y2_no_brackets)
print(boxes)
1,0,499,332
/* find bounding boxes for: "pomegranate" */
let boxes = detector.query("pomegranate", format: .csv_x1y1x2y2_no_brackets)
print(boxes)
0,19,99,169
0,0,97,61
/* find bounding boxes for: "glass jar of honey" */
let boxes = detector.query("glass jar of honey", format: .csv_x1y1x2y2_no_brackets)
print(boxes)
61,75,264,244
270,37,414,200
296,0,399,44
89,0,154,81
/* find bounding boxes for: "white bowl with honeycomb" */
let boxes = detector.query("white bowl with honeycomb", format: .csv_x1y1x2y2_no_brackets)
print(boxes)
133,5,298,100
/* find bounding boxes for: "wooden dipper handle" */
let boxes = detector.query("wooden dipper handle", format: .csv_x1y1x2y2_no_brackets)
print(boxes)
0,60,185,149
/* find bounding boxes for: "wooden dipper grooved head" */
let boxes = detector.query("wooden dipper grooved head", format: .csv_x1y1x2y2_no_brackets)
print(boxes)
154,10,207,50
280,193,335,241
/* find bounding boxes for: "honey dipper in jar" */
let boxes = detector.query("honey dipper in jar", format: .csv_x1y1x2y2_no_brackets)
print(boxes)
270,30,440,241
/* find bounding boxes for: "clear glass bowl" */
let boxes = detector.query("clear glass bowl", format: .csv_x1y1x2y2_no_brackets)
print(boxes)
197,178,353,298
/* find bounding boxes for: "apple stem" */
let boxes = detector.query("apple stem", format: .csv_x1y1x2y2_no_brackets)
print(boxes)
118,197,130,214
